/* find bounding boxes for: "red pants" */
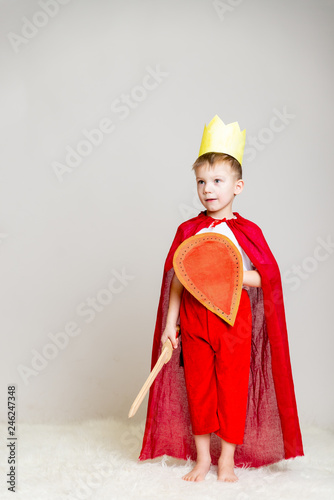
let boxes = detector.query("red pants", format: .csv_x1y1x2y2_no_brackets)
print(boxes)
179,288,252,444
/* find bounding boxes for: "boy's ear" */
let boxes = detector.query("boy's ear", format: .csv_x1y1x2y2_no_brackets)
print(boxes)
234,179,244,195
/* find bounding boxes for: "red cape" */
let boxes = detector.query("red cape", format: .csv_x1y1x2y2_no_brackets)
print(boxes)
138,210,304,468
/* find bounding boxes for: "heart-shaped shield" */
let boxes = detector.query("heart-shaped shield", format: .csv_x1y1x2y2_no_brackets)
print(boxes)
173,233,243,326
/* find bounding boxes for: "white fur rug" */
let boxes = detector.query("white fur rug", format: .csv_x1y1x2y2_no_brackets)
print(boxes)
0,418,333,500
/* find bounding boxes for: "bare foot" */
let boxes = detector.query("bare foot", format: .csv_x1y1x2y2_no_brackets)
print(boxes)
182,458,211,482
217,457,238,482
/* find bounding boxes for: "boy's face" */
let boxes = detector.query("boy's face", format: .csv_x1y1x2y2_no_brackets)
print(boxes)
195,160,244,218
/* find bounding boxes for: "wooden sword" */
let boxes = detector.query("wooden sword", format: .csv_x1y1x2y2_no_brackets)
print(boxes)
128,326,180,418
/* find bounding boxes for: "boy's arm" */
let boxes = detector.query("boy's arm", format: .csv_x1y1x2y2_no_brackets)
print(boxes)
243,270,262,287
161,273,184,349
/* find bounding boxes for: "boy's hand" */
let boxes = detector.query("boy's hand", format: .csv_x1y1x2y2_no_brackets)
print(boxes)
161,324,179,349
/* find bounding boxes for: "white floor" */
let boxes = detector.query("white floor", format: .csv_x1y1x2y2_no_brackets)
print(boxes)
1,418,334,500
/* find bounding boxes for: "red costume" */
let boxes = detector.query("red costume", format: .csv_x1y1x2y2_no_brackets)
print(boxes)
138,210,304,468
180,287,252,443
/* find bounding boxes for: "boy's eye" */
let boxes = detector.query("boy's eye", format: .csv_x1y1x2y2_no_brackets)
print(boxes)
198,180,204,185
214,179,221,183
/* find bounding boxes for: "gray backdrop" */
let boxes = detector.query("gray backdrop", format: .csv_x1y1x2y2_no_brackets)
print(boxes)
1,0,333,428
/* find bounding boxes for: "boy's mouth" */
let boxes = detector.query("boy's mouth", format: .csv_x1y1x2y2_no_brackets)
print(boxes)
205,198,217,202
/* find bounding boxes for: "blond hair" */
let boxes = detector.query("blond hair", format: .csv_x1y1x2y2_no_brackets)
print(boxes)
192,152,242,180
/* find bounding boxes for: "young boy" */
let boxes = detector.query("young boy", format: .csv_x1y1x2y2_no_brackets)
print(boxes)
138,115,304,481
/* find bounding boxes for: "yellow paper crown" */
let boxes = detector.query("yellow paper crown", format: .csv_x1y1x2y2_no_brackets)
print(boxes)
198,115,246,165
